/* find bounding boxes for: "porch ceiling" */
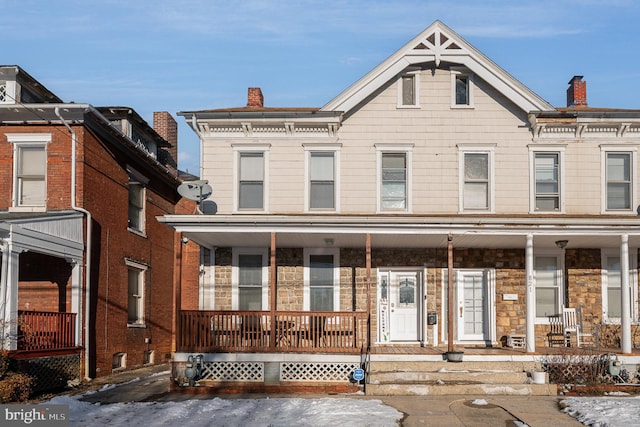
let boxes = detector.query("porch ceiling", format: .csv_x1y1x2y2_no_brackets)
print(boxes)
160,214,640,250
181,230,639,250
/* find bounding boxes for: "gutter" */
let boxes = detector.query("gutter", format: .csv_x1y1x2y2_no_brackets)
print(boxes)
54,107,93,380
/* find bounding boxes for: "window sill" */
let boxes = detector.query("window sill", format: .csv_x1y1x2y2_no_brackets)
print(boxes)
9,206,46,213
128,227,147,238
451,104,474,109
396,104,421,109
127,323,147,329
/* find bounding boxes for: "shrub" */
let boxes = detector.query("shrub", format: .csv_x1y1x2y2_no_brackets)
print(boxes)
0,372,34,402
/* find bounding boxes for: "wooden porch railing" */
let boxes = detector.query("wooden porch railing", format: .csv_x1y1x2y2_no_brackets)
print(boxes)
17,311,77,351
178,310,368,354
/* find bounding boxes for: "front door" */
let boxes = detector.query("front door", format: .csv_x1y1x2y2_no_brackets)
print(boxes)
456,270,486,341
389,271,421,341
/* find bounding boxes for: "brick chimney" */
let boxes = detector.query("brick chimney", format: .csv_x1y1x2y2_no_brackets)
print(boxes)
153,111,178,176
247,87,264,108
567,76,587,108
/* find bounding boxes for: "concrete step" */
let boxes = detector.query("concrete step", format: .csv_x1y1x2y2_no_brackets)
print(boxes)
369,360,541,373
370,370,529,384
365,382,557,396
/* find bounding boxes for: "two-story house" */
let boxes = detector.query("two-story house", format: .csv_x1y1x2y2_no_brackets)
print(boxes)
0,66,197,392
161,21,640,392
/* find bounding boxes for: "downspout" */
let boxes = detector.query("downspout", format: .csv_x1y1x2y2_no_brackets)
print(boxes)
55,107,93,380
0,238,9,345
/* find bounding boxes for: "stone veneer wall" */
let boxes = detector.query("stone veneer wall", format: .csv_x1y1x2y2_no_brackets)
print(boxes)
209,246,640,348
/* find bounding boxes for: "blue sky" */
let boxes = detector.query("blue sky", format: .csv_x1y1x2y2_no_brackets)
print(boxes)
3,0,640,174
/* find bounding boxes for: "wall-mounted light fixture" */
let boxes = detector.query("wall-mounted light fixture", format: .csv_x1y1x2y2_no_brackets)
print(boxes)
555,240,568,249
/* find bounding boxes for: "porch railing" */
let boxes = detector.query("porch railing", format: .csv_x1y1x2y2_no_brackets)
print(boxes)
17,311,77,351
178,310,368,354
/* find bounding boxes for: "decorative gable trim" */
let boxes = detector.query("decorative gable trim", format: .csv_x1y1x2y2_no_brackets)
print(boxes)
322,20,554,114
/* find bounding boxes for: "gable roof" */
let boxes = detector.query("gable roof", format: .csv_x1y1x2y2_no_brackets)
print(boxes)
321,20,554,114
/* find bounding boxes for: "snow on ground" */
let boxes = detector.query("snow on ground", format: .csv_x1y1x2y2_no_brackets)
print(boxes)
47,394,404,427
42,375,640,427
560,395,640,427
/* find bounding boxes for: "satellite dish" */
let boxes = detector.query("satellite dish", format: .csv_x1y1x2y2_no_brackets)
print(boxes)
178,180,213,203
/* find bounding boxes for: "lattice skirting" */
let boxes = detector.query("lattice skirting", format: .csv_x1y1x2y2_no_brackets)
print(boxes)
280,362,360,382
175,360,360,385
17,354,80,393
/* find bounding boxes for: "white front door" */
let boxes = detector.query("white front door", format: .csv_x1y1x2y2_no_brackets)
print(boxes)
457,270,486,341
389,271,421,341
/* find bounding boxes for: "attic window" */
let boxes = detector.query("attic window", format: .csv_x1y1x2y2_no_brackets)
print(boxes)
450,69,474,109
398,72,420,108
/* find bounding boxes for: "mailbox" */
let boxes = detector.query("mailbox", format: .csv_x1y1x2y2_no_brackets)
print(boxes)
427,312,438,325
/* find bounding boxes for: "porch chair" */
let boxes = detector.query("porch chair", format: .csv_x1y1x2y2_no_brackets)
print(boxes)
547,314,565,347
240,314,268,347
305,315,328,347
562,307,592,347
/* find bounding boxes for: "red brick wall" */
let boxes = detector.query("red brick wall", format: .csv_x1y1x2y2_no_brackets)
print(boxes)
1,122,185,377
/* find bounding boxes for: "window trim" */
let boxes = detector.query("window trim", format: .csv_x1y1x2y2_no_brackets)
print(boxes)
231,248,269,311
601,248,638,324
397,71,420,109
233,144,270,213
375,144,413,213
7,133,51,212
303,248,340,312
458,145,495,213
528,146,566,214
125,258,148,327
533,250,564,323
601,147,637,214
450,68,474,109
304,143,341,212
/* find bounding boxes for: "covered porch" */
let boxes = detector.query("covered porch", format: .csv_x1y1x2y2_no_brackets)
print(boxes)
164,213,640,359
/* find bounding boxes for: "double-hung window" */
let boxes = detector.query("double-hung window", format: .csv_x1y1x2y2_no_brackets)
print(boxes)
376,145,413,212
126,259,147,326
305,144,341,211
235,146,269,211
304,248,340,311
458,145,494,212
601,249,638,323
7,133,51,211
451,69,473,108
398,72,419,108
232,248,268,310
603,149,636,212
310,152,335,209
127,167,148,234
529,147,565,213
534,252,563,319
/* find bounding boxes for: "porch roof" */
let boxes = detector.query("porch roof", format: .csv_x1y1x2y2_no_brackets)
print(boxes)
158,214,640,249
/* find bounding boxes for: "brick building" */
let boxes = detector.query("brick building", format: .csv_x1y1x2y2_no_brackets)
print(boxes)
0,65,198,389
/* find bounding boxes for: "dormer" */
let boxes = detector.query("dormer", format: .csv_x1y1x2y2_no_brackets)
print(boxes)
0,66,63,104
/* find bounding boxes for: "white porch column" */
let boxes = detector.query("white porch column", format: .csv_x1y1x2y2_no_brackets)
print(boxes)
0,242,19,351
620,234,632,354
525,234,535,353
70,260,82,346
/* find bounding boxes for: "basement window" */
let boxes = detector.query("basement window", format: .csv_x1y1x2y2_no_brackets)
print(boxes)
112,352,127,371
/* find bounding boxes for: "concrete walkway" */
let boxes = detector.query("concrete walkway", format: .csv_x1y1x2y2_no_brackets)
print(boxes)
71,364,582,427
